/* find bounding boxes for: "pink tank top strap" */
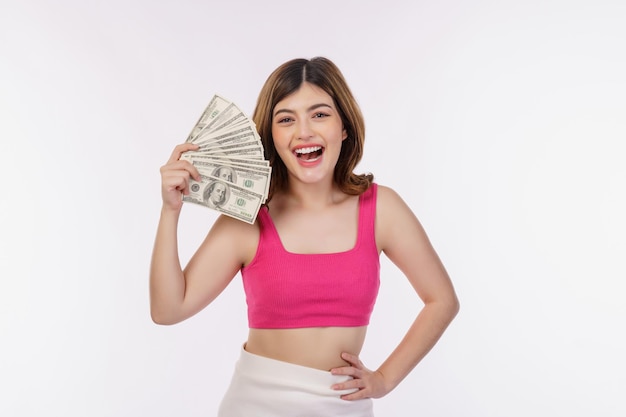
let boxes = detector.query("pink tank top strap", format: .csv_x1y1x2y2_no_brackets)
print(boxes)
255,206,280,249
357,183,378,251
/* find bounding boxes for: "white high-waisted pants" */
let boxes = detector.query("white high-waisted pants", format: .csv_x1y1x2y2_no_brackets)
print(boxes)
217,346,374,416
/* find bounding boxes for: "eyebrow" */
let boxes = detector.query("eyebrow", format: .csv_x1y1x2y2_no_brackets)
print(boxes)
273,103,333,118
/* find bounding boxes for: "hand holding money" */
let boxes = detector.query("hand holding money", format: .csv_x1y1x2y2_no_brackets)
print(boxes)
160,143,201,212
180,95,271,224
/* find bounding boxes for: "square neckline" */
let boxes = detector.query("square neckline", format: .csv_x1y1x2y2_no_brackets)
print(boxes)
261,193,365,256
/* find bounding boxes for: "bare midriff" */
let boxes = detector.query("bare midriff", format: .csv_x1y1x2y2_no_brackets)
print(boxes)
245,326,368,371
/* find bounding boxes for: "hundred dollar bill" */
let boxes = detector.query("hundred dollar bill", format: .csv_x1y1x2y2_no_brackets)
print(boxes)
184,155,271,179
181,154,272,198
197,142,265,159
201,102,247,136
200,155,271,168
184,156,270,198
192,124,259,148
187,154,272,171
186,95,232,142
184,154,271,174
196,137,262,152
209,116,254,135
183,175,264,224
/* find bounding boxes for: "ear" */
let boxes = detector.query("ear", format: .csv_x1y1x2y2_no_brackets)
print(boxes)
342,128,348,141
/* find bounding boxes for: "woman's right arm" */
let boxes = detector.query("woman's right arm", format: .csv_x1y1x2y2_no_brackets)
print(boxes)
149,144,254,325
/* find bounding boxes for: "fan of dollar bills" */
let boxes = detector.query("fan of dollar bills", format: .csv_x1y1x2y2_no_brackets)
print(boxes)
181,94,271,224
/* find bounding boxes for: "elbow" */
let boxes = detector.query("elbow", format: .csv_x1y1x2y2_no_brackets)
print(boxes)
151,314,169,326
444,290,460,324
450,295,460,319
150,306,181,326
151,314,178,326
428,292,460,322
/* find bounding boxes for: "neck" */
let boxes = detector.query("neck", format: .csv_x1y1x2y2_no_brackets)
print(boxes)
281,178,343,209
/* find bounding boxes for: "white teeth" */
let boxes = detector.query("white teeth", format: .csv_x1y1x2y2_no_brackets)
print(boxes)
295,146,322,154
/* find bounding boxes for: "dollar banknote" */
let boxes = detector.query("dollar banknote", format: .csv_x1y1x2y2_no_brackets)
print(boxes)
182,155,271,197
182,175,264,224
186,95,232,142
181,94,271,222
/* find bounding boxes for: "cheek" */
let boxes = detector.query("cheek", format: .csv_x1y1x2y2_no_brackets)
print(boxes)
271,129,291,153
271,129,283,147
269,137,289,163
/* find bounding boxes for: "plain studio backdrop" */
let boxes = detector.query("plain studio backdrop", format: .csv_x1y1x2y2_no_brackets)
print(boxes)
1,1,624,416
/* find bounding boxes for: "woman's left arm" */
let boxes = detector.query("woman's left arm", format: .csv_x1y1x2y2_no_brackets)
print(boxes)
332,185,459,400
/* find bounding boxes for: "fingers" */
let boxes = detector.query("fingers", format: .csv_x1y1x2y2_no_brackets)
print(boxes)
162,168,193,195
167,142,199,164
160,143,202,209
330,352,387,401
330,375,368,401
331,374,380,401
330,353,363,398
340,388,367,401
340,352,362,367
161,159,201,182
162,143,202,180
330,352,361,376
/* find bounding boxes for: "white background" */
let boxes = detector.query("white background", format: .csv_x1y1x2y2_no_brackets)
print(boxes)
1,1,625,416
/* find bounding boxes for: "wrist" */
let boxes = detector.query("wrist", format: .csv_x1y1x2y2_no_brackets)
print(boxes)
374,368,399,395
161,204,182,218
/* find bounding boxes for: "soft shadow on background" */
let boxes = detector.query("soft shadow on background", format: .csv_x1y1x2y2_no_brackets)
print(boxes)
1,1,624,416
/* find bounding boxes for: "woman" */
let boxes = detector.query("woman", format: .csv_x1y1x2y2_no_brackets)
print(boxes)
150,57,459,416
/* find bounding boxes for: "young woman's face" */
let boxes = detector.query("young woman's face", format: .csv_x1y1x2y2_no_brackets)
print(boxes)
271,82,347,186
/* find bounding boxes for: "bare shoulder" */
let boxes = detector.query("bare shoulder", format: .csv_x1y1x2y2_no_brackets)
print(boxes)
374,184,426,252
375,184,405,205
198,212,260,267
375,184,417,222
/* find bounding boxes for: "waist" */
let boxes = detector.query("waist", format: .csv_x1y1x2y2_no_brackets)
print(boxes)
245,326,368,371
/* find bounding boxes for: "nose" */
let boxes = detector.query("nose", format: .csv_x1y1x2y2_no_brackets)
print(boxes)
296,119,313,140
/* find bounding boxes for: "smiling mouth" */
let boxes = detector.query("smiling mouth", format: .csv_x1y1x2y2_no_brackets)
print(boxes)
294,146,324,161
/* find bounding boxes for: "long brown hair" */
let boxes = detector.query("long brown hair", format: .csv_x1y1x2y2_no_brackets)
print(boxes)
252,57,373,201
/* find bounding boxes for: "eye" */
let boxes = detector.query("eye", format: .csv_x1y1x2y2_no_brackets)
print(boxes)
276,116,294,124
313,112,329,119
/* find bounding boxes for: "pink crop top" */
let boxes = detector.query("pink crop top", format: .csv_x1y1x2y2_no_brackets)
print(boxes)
241,184,380,329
